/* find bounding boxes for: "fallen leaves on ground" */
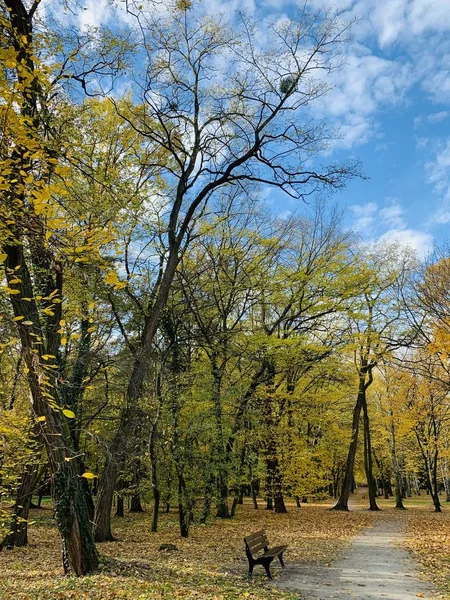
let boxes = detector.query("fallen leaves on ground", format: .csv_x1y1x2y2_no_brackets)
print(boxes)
0,498,374,599
402,505,450,598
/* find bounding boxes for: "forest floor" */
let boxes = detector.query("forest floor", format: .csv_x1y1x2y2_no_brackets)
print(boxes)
0,492,449,599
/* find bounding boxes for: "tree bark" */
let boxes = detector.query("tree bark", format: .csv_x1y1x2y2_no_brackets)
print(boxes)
333,375,366,511
0,462,40,550
130,493,144,513
115,496,124,518
362,395,380,511
389,410,405,509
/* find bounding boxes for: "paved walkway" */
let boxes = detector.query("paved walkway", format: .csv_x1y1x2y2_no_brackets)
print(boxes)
277,518,437,600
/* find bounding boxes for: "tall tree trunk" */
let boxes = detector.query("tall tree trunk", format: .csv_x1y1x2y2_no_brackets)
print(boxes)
95,242,182,539
93,457,117,542
211,356,230,519
362,396,380,511
130,493,144,513
416,431,441,513
333,376,365,510
267,453,287,513
199,475,214,524
115,496,124,518
177,473,190,538
0,462,41,550
389,410,405,509
4,245,98,574
431,450,442,513
1,0,98,571
150,372,163,532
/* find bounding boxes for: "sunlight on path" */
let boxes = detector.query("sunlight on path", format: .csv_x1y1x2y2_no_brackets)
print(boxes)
277,518,437,600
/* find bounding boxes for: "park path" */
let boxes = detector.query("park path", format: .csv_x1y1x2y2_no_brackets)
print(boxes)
277,517,437,600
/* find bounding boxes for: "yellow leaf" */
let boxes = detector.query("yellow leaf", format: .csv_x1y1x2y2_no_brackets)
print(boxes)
0,253,7,262
62,409,75,419
36,416,46,422
81,472,97,479
5,288,20,295
59,320,66,326
23,321,33,325
61,337,67,346
104,270,119,286
13,316,24,321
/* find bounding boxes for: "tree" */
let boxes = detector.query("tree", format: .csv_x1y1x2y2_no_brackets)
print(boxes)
333,244,414,511
93,1,360,540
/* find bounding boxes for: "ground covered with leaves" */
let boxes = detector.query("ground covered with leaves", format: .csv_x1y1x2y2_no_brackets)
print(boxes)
401,499,450,598
0,498,375,600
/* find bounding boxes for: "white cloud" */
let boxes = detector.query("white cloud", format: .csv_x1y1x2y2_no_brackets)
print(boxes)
312,44,413,150
422,70,450,105
349,199,433,258
379,201,405,228
414,112,450,128
308,0,450,46
319,49,412,119
426,111,450,124
378,228,434,259
425,138,450,193
349,201,378,234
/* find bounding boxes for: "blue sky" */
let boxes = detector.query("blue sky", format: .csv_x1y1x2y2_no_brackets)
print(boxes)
53,0,450,258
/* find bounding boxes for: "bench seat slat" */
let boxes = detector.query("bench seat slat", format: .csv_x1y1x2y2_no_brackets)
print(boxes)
249,541,268,555
246,534,269,546
260,545,288,558
245,530,265,543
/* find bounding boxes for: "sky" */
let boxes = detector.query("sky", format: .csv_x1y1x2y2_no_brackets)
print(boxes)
54,0,450,259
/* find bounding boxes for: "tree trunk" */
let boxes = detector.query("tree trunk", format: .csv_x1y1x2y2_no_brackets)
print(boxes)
178,473,190,538
333,376,365,511
4,245,98,574
230,495,239,517
211,356,230,519
389,411,405,509
93,457,116,542
115,496,124,518
130,493,144,513
272,459,287,513
431,450,442,513
0,464,39,550
251,480,259,509
362,396,380,511
199,476,214,524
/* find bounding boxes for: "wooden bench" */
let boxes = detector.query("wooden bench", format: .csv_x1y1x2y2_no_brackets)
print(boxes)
244,529,287,579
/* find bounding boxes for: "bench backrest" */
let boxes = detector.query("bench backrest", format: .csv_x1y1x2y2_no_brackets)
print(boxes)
244,530,269,556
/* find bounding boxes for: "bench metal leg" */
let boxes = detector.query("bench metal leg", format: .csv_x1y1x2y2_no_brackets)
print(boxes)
248,562,254,576
263,560,273,579
278,552,285,569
